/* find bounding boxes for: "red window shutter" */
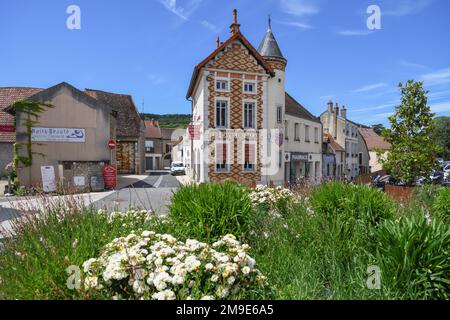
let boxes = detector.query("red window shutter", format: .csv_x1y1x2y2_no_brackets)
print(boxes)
217,143,226,162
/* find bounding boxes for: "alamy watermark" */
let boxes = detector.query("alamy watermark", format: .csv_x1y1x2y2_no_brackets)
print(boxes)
366,265,381,290
66,5,81,30
367,5,382,30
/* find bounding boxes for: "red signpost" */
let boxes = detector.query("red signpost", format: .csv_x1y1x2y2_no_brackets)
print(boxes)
108,139,116,149
103,164,117,189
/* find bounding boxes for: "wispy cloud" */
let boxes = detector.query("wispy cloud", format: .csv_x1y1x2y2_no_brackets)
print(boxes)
337,29,374,36
147,73,166,85
383,0,434,17
373,112,394,119
353,102,397,112
428,90,450,101
430,102,450,114
352,83,388,93
158,0,202,21
280,21,313,30
399,60,429,70
279,0,320,17
421,68,450,86
200,20,220,33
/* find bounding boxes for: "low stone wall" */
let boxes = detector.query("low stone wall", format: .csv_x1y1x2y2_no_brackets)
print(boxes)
59,161,106,192
0,143,13,178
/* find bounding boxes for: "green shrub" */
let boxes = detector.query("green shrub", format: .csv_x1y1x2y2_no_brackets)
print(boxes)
374,215,450,299
168,181,254,242
310,182,395,227
432,188,450,224
412,185,443,212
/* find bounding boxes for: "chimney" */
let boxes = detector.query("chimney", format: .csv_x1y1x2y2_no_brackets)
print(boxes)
230,9,241,35
216,35,220,49
341,105,347,119
333,103,339,139
327,100,333,113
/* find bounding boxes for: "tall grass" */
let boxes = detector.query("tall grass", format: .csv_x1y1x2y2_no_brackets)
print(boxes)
168,181,254,242
0,196,159,299
374,215,450,299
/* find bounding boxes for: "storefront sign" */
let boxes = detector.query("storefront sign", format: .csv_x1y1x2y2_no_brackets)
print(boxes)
291,153,309,161
40,166,56,193
31,127,86,142
102,165,117,189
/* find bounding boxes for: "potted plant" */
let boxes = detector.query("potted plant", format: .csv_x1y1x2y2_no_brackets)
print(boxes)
379,80,442,202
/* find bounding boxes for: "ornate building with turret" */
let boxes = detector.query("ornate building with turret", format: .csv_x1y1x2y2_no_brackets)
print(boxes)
185,10,322,186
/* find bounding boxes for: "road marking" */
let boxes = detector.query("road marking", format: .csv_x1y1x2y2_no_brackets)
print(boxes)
153,175,164,188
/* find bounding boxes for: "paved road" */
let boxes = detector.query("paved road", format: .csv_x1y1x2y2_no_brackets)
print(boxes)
0,173,182,238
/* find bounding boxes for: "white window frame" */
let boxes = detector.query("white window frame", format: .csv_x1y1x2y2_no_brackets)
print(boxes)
243,80,257,94
305,125,310,142
284,120,289,140
242,140,257,172
215,78,229,92
276,105,282,123
215,140,230,173
314,127,319,143
215,97,230,129
242,100,257,129
294,123,300,141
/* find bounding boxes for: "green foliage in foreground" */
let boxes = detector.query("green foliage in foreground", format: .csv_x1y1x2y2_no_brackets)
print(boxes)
0,207,159,299
168,181,254,242
375,215,450,299
0,182,449,300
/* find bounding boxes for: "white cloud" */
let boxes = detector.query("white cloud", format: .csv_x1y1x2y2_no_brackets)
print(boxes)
158,0,202,20
352,83,388,93
281,21,313,30
383,0,434,17
147,73,166,85
399,60,429,70
428,90,450,101
279,0,319,17
430,102,450,114
421,68,450,86
373,112,394,119
200,20,220,33
337,29,374,36
353,102,396,112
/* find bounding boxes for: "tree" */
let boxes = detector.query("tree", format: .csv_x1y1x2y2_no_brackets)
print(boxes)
371,124,385,135
431,116,450,160
379,80,442,186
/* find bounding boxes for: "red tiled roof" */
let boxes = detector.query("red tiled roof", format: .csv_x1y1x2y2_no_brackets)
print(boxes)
358,128,391,151
0,87,43,142
324,133,345,152
144,120,162,139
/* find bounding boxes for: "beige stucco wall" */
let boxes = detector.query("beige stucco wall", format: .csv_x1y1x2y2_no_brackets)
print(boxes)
16,86,113,187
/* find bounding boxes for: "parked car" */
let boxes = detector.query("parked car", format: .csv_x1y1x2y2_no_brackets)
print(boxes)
170,161,186,176
443,163,450,181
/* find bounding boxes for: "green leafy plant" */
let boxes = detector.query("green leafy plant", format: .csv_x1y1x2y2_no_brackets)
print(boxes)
374,215,450,299
11,100,54,184
168,181,254,242
432,188,450,224
379,80,442,186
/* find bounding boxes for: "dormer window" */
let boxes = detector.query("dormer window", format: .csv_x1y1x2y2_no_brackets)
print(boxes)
216,80,229,91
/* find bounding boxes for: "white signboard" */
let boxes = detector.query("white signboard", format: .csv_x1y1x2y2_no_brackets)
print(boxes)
31,127,86,142
73,176,86,186
41,166,56,193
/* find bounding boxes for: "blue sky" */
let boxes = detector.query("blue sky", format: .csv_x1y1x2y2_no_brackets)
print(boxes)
1,0,450,126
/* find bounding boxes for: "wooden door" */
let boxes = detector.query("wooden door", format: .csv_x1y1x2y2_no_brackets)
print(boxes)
116,142,136,174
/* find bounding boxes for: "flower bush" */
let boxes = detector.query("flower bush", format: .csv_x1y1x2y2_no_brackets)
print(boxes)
82,232,267,300
249,185,295,214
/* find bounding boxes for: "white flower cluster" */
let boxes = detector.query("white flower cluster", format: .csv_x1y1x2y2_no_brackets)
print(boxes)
82,232,267,300
249,185,294,211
